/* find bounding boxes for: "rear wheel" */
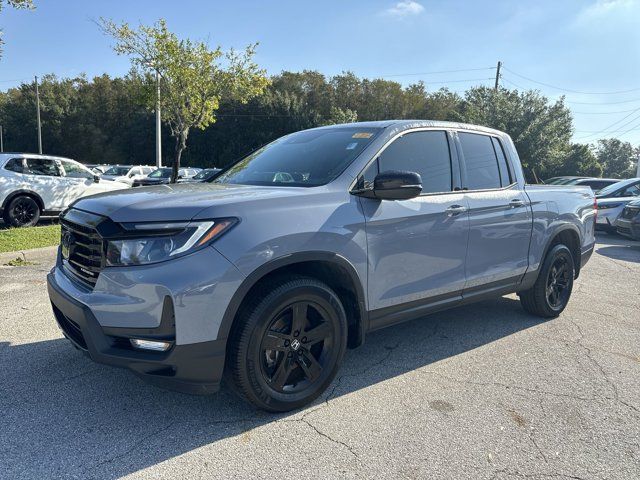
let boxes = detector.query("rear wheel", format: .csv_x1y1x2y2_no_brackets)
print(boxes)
4,195,41,227
226,276,348,412
520,244,574,318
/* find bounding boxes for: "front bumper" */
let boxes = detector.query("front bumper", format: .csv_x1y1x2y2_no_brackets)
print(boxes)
47,270,225,395
614,218,640,240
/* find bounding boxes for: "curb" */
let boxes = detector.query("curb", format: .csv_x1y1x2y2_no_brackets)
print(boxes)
0,245,58,264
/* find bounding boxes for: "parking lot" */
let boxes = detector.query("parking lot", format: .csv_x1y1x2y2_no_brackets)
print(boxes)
1,234,638,479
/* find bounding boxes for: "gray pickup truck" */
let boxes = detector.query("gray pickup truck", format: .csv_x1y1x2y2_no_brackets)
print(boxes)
47,120,596,411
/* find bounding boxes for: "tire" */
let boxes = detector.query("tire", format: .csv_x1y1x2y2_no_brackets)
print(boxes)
4,195,41,227
226,276,348,412
520,244,575,318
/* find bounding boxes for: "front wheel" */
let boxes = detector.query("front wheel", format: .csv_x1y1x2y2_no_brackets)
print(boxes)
4,195,41,227
226,276,348,412
520,244,574,318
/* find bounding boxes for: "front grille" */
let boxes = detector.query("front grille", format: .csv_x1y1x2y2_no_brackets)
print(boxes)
621,207,639,219
60,214,104,288
617,226,632,236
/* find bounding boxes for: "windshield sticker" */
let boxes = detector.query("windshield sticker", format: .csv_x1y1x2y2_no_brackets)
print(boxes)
352,132,373,139
346,142,358,150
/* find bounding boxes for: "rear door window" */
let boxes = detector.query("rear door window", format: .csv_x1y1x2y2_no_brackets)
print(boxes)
4,158,25,173
377,130,453,194
61,160,93,179
458,132,501,190
25,158,60,176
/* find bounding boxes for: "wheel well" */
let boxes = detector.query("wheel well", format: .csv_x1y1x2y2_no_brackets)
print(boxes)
234,260,365,349
549,229,581,278
2,190,44,212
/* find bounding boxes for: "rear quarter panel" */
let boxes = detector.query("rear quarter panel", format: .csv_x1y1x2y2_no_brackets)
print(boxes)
523,185,596,272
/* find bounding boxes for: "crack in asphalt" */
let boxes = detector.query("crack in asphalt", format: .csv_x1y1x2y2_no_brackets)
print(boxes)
490,468,589,480
568,319,640,415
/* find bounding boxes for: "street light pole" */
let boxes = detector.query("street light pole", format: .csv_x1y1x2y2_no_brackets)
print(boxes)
155,71,162,168
0,125,4,152
35,76,43,154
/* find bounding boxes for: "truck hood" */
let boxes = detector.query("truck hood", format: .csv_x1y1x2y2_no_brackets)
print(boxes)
71,183,311,222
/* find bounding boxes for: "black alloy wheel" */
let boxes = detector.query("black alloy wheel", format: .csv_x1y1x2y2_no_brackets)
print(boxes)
520,243,575,318
6,196,40,227
227,276,348,412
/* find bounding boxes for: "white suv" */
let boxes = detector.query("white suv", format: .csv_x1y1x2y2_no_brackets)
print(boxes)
0,153,129,227
100,165,156,185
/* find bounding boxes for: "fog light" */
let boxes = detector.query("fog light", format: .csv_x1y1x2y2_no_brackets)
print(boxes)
130,339,172,351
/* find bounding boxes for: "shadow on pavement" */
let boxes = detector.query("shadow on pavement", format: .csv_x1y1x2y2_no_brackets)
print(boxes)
1,296,547,478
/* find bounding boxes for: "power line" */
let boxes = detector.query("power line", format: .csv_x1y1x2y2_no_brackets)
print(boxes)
502,66,640,95
379,67,495,78
572,107,640,115
575,107,640,139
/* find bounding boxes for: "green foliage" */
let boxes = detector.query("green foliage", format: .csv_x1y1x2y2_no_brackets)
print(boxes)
548,143,603,178
595,138,638,178
98,18,268,181
1,67,637,180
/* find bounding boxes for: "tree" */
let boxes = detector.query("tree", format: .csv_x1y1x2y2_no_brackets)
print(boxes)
548,143,603,178
0,0,34,58
99,18,269,181
595,138,638,178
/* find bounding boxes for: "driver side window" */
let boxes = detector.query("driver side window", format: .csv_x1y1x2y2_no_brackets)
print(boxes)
377,130,453,194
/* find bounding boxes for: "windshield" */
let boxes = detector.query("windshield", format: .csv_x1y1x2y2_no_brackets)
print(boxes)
597,179,633,197
104,166,131,176
148,168,172,178
214,127,381,187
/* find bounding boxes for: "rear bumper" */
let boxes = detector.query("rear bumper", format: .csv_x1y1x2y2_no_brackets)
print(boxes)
47,270,225,395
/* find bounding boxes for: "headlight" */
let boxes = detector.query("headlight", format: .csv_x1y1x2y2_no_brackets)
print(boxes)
105,218,237,266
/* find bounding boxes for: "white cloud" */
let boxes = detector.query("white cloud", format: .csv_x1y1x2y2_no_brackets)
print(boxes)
383,1,425,18
580,0,637,19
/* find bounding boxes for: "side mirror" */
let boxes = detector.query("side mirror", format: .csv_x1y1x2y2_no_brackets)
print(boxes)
93,175,100,183
357,170,422,200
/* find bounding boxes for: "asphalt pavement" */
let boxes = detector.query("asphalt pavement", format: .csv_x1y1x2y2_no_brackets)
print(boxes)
1,234,638,479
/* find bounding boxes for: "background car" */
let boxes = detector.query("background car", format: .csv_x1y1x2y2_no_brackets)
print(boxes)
595,178,640,232
133,167,201,186
571,178,620,193
544,176,588,185
85,164,111,175
615,199,640,240
101,165,155,185
178,167,221,183
0,153,128,227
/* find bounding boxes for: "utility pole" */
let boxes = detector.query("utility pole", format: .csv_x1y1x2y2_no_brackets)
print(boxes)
35,76,42,154
494,61,502,91
0,125,3,152
636,151,640,177
155,71,162,168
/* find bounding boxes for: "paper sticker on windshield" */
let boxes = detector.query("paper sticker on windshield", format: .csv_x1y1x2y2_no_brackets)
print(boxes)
346,142,358,150
352,132,373,139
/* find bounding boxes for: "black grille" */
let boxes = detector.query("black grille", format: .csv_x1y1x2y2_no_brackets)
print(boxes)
61,216,104,288
621,207,639,219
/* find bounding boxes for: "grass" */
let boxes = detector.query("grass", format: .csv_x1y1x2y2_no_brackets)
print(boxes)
0,224,60,253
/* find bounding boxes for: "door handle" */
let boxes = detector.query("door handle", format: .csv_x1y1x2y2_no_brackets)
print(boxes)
446,204,467,217
509,199,525,208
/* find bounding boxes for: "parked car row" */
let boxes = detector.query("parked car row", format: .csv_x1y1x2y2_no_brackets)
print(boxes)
544,176,621,192
1,154,216,227
545,175,640,238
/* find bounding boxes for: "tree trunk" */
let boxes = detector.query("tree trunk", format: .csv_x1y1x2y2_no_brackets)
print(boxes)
171,130,188,183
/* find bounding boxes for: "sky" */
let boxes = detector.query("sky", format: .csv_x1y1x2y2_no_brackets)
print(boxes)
1,0,640,144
